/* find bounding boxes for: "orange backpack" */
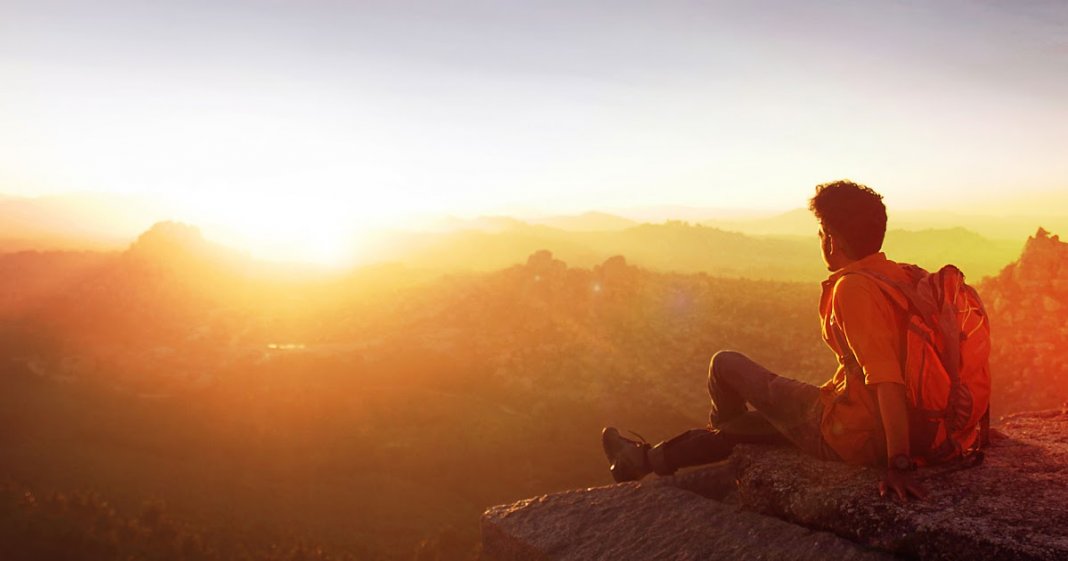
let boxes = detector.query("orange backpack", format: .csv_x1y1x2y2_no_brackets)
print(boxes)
851,264,992,466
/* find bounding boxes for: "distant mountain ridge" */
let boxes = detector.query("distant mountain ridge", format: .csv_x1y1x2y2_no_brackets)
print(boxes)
703,206,1068,241
3,190,1058,248
0,195,1036,282
528,211,638,231
0,193,169,251
372,220,1021,282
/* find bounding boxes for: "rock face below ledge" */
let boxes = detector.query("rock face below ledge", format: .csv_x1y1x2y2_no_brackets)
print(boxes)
481,478,895,561
481,410,1068,560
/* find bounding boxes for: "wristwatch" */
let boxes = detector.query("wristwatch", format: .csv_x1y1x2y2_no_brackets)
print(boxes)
889,453,917,472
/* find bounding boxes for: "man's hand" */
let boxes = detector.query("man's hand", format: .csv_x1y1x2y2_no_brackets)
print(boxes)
873,383,926,502
879,468,928,502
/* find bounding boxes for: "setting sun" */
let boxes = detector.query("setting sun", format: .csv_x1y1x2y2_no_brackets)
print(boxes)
172,190,401,267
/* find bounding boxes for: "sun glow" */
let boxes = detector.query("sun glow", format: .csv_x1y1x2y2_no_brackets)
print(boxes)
173,190,401,268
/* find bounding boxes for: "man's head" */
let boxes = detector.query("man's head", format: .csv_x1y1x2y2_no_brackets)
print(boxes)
808,180,887,271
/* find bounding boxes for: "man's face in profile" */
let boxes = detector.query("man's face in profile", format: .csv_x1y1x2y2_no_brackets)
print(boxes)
818,225,833,271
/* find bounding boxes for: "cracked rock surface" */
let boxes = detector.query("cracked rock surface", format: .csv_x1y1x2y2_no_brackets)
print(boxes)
481,411,1068,560
730,410,1068,561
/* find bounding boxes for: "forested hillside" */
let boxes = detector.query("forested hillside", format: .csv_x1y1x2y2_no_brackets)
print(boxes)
0,223,1055,559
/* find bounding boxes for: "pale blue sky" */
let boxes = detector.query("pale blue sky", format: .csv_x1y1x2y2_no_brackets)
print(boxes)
2,0,1066,226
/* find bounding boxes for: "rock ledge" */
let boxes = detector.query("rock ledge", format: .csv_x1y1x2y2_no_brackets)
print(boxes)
481,411,1068,560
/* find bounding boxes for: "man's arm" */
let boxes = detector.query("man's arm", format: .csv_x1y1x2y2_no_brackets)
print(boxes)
875,382,927,501
833,275,927,501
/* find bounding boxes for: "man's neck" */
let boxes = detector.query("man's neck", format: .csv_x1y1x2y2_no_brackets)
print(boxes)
828,256,855,272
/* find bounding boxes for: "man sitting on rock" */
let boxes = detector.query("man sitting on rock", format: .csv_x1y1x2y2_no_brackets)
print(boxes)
602,180,929,501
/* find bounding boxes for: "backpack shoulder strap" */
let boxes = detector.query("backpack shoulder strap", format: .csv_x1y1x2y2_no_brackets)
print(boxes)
843,268,930,316
845,266,963,384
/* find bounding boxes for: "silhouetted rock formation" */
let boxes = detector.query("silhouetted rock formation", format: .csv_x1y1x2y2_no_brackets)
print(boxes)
481,410,1068,560
124,221,243,272
980,228,1068,414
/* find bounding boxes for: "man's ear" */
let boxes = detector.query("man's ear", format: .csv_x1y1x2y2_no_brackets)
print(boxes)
825,230,853,260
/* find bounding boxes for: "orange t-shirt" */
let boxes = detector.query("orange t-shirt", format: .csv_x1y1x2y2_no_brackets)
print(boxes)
818,252,910,465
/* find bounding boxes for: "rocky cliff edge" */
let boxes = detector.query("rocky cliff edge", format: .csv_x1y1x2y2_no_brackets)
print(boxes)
481,410,1068,560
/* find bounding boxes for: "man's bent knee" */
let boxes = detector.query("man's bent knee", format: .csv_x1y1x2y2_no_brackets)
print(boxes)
709,350,746,383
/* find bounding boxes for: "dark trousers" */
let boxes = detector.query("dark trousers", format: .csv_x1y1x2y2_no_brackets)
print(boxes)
648,350,837,476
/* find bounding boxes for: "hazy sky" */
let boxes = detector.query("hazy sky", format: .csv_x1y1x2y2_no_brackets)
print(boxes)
2,0,1067,254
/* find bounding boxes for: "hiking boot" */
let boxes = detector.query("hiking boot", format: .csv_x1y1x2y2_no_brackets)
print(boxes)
601,427,652,483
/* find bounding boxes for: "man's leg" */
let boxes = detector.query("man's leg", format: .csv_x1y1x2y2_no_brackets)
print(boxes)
644,415,789,476
645,350,832,476
603,426,736,481
707,350,831,458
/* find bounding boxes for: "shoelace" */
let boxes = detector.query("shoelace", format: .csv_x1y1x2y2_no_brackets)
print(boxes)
627,430,650,446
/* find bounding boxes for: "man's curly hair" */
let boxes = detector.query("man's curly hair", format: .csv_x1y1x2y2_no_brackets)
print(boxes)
808,180,887,260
